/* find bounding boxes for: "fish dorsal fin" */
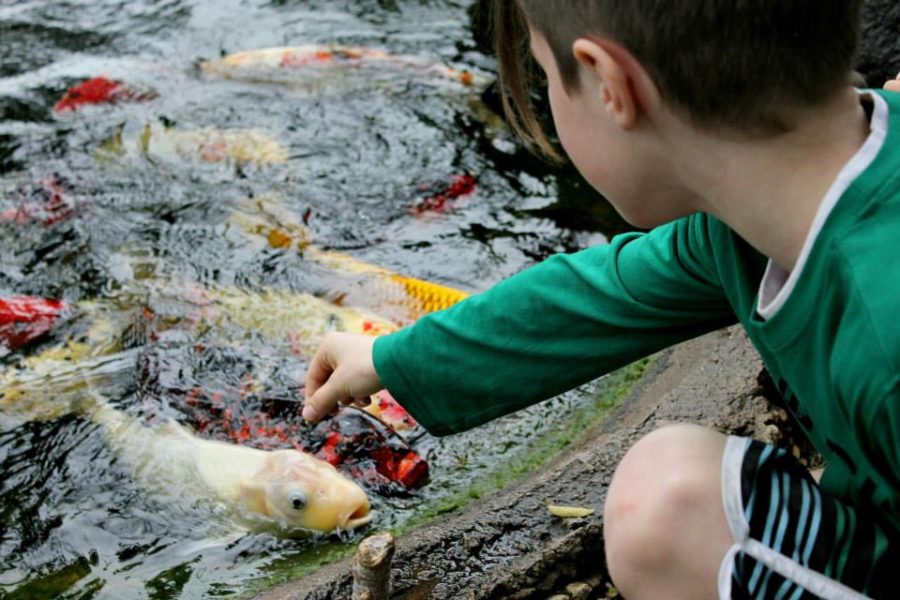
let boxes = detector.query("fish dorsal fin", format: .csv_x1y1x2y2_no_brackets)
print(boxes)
159,418,195,440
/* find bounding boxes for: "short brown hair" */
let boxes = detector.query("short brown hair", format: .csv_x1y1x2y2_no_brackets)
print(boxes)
494,0,863,158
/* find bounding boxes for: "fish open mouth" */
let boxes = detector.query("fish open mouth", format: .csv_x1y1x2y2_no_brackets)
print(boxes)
344,505,373,530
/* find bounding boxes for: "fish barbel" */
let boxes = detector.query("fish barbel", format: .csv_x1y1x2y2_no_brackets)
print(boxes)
0,353,371,535
200,45,490,88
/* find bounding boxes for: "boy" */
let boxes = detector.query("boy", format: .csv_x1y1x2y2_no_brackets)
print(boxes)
303,2,900,598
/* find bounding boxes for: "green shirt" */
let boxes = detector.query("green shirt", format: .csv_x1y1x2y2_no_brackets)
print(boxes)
374,90,900,528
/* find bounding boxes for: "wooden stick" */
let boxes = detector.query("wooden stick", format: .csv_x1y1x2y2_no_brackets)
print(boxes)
351,532,395,600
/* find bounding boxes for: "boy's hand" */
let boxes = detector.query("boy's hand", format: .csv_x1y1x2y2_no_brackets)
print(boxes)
302,332,383,423
885,73,900,93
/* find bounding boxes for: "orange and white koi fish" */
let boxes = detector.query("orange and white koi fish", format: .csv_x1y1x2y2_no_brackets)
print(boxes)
200,45,489,88
99,122,288,166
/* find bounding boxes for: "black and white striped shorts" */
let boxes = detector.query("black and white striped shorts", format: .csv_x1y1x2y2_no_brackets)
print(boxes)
720,437,900,599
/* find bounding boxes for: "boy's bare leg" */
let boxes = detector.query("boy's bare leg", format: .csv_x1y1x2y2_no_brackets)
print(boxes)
604,424,733,599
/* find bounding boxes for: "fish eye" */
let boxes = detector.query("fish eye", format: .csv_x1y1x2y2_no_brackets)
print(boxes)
289,492,308,511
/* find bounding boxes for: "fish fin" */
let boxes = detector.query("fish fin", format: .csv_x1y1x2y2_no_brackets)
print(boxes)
237,480,271,518
159,419,196,439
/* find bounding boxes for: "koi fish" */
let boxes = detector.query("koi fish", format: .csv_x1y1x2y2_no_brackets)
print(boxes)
200,45,488,88
53,76,154,112
142,358,428,490
230,195,472,319
0,296,70,353
0,353,371,535
99,122,288,166
410,174,477,215
0,175,76,227
309,409,428,491
0,285,396,390
363,390,418,432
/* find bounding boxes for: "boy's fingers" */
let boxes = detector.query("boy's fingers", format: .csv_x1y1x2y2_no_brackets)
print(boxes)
884,72,900,92
303,381,344,423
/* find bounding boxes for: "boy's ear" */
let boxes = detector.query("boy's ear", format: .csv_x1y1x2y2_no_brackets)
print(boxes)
572,38,658,130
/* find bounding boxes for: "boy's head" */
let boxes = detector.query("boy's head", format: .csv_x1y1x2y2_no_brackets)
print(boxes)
494,0,864,158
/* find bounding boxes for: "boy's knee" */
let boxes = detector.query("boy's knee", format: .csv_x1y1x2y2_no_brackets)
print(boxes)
604,424,728,590
605,425,706,546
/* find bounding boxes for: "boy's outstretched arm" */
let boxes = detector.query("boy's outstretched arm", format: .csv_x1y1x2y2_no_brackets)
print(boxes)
303,333,381,422
305,214,741,434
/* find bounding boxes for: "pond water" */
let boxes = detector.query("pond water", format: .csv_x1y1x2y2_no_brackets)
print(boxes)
0,1,629,598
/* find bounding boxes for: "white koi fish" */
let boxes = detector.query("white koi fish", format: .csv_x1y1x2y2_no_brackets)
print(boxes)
0,351,372,536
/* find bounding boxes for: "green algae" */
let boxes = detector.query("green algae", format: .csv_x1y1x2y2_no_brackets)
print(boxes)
400,357,651,528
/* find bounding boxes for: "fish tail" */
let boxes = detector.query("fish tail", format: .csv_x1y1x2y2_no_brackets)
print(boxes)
0,350,136,427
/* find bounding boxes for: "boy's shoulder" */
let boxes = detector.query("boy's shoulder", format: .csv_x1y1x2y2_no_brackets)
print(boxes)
828,91,900,367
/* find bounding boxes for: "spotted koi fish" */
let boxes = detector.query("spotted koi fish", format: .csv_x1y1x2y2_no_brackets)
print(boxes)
98,122,289,166
200,45,489,88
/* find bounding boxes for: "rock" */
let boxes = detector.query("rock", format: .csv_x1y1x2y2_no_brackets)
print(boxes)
858,0,900,86
565,582,592,600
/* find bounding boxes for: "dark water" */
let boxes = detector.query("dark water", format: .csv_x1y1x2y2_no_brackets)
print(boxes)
0,1,628,598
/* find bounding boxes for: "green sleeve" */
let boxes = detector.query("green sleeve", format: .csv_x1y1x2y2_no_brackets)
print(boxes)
373,213,736,436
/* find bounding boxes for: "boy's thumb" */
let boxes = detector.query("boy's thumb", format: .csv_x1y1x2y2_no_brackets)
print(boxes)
302,384,337,423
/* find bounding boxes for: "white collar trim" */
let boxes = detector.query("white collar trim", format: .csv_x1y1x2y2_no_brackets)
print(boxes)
756,92,889,320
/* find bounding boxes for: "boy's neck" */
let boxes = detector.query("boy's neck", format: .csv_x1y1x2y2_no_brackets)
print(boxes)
662,88,871,271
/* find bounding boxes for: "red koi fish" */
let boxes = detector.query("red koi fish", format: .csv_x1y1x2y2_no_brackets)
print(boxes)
310,410,429,491
53,76,153,112
175,384,428,491
410,174,476,215
0,296,69,352
0,175,75,227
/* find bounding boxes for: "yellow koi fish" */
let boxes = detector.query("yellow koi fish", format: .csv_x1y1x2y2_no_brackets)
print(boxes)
230,195,471,320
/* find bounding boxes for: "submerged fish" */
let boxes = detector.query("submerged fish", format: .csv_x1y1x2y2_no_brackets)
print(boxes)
0,175,76,227
230,195,472,320
0,284,397,394
0,296,70,353
0,353,372,536
410,174,477,215
53,76,154,112
200,45,488,88
99,122,288,166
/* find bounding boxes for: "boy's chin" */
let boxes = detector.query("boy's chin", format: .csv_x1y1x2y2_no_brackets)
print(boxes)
615,203,695,230
618,210,675,230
